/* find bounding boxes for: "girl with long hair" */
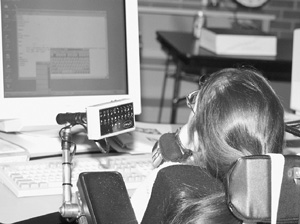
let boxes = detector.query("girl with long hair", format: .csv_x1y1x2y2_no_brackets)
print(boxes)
131,68,285,223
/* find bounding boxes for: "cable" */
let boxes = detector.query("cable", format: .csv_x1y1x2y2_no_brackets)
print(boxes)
285,124,300,137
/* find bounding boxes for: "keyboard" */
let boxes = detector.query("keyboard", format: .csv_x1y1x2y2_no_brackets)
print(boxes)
50,48,90,74
0,153,153,197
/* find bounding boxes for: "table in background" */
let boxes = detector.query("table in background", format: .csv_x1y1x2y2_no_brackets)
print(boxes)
156,31,293,123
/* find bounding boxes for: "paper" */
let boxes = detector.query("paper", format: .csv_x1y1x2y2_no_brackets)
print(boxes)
284,110,300,123
109,122,181,154
0,122,181,158
0,137,29,163
0,138,26,154
0,126,100,158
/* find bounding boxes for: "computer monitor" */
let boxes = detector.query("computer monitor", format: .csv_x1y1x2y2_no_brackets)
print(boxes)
0,0,141,131
290,29,300,115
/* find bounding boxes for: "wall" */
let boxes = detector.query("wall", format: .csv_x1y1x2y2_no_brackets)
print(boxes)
222,0,300,38
251,0,300,38
137,0,298,124
138,64,198,124
139,0,300,39
138,62,292,124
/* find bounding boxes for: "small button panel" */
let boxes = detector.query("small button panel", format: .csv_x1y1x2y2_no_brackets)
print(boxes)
99,102,134,136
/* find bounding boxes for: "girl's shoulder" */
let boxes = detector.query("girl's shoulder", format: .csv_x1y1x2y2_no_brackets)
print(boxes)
156,164,223,193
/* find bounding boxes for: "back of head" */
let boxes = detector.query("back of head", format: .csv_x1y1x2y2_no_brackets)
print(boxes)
189,68,284,178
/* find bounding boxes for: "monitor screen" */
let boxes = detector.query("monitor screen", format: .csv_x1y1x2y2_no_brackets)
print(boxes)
290,29,300,114
0,0,141,131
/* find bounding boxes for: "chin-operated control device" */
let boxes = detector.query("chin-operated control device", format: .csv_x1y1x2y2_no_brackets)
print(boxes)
56,99,135,140
86,99,135,140
56,99,137,224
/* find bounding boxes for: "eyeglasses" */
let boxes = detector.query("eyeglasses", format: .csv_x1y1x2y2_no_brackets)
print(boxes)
186,90,200,114
186,75,205,113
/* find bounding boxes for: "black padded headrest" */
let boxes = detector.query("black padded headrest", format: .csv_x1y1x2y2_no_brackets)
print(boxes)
225,154,300,223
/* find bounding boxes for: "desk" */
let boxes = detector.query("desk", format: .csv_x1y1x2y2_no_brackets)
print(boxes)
0,153,141,224
156,31,293,123
0,181,62,223
0,121,178,223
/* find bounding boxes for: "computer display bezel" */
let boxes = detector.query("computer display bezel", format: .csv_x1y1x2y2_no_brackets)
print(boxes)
0,0,141,131
290,29,300,115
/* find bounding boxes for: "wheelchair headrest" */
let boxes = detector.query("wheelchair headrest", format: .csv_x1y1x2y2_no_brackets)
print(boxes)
225,154,300,223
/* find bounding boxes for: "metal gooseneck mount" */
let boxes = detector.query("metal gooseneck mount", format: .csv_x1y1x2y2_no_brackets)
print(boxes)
59,126,81,219
56,102,134,222
56,111,88,222
56,113,109,223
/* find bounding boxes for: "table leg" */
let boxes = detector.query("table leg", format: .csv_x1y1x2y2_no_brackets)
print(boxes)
170,61,182,124
158,54,173,123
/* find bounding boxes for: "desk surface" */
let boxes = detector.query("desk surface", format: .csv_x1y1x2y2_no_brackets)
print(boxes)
1,120,299,223
0,153,140,224
0,182,62,223
0,122,179,223
156,31,293,81
2,147,300,223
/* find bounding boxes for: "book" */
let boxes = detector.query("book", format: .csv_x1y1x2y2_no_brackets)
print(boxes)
199,28,277,56
0,118,23,132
